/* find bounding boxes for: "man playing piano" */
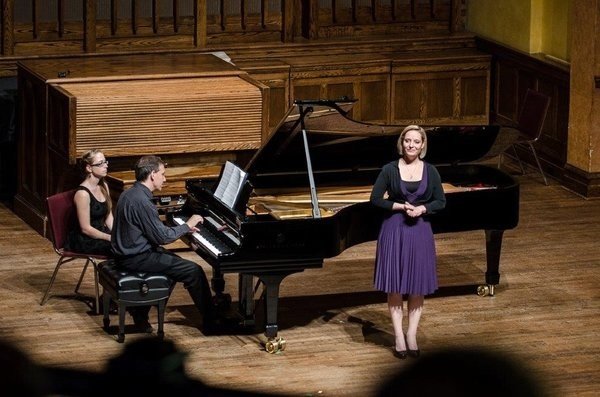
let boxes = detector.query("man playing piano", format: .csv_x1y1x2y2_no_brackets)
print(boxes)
370,125,446,359
111,155,216,333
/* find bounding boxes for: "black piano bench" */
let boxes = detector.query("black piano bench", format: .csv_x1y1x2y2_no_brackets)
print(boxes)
98,260,172,343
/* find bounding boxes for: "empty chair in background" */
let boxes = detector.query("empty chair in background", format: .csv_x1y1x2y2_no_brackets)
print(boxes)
498,88,551,185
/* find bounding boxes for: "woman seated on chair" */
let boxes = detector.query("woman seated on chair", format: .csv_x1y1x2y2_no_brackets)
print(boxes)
65,149,113,256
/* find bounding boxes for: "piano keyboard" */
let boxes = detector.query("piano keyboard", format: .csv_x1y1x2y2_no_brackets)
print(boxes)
203,215,241,246
172,216,236,257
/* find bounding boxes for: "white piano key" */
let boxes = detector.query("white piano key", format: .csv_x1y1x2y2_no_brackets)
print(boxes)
172,216,222,256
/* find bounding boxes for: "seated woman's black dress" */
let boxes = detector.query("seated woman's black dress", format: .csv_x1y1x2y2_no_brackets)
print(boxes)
65,186,112,256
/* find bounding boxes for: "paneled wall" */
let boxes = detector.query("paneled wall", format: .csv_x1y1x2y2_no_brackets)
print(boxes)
235,46,490,127
1,0,464,60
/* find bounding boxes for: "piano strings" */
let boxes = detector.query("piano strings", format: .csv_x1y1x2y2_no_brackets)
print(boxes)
248,184,497,220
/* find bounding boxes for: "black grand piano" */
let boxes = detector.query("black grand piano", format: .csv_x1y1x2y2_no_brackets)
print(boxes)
168,100,519,352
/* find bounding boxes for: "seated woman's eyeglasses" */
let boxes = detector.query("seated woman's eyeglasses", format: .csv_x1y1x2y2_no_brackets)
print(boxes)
91,160,109,167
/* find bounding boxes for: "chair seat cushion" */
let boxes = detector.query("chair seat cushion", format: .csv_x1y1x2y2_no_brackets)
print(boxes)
99,260,171,303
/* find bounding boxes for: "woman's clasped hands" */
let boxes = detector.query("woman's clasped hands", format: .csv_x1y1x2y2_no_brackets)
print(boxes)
403,203,426,218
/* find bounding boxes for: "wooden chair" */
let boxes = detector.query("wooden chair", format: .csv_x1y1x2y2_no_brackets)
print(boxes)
40,190,108,313
499,89,552,185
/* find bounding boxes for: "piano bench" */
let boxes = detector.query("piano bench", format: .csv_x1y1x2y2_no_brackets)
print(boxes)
98,260,172,343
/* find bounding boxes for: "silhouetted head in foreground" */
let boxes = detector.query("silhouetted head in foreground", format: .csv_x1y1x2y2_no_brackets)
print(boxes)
0,338,49,397
105,337,192,390
377,347,547,397
105,337,278,397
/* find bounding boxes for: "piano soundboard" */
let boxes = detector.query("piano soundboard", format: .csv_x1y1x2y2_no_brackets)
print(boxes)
247,183,497,220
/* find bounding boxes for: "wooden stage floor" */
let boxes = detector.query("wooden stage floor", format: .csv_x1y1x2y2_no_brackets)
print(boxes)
0,173,598,396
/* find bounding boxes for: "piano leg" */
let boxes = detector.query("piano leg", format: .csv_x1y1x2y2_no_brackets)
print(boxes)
236,261,321,352
237,273,290,352
238,274,256,326
259,274,283,338
480,229,504,296
258,273,289,353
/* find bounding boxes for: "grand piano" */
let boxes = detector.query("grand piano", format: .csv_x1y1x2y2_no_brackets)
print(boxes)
169,100,519,352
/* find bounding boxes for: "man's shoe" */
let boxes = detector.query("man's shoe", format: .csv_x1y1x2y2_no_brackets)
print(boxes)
133,317,154,333
211,294,232,314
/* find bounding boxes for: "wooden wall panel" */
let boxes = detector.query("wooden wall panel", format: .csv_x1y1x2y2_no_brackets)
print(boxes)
287,54,391,122
292,84,321,102
461,75,487,117
393,80,422,120
324,82,354,103
391,73,488,124
425,77,454,118
291,72,390,123
13,66,48,233
359,80,388,123
496,63,518,120
391,49,490,125
268,86,287,128
47,85,74,161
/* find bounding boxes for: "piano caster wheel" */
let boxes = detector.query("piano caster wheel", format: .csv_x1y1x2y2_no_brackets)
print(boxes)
265,337,286,354
477,284,495,297
278,338,286,352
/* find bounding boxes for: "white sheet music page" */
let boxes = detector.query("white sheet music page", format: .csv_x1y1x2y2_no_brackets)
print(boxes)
213,161,247,209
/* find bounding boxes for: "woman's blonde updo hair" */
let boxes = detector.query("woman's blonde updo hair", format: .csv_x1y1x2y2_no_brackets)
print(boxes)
397,125,427,159
80,149,112,214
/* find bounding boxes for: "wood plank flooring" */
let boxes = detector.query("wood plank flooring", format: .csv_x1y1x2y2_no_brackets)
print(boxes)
0,173,599,396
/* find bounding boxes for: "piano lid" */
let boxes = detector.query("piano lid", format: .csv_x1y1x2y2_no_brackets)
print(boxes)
244,100,500,177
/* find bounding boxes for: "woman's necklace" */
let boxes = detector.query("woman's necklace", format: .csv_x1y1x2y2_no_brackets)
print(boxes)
400,158,420,180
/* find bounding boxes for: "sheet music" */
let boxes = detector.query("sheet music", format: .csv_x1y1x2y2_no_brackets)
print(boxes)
213,161,247,209
209,51,234,65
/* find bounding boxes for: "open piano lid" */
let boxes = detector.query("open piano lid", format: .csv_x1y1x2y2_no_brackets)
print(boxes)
244,99,500,178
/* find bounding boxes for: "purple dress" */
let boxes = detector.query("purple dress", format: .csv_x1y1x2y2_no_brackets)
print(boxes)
373,165,438,295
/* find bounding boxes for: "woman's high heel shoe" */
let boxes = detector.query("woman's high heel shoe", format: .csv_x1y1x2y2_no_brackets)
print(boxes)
393,349,408,359
405,335,420,358
407,349,420,358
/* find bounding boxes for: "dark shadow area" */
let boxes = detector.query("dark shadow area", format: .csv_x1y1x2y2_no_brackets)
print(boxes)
346,314,394,348
0,336,284,397
1,333,549,397
376,346,548,397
